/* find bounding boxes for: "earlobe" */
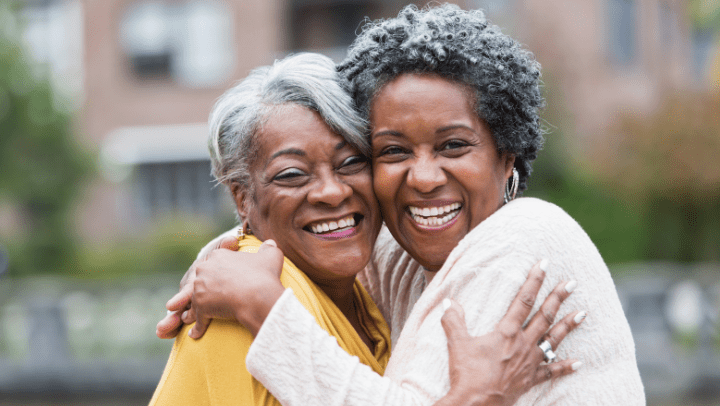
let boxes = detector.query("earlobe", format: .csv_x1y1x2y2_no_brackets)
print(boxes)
230,181,252,220
503,154,516,178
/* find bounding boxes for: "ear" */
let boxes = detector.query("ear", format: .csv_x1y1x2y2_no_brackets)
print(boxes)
502,153,516,179
230,181,253,222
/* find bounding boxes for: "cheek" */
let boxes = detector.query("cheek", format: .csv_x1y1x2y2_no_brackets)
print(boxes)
372,164,400,203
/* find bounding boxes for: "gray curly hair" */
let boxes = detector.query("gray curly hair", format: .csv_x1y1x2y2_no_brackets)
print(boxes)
208,53,368,195
338,3,544,193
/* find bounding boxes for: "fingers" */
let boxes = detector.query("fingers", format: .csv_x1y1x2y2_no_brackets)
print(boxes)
257,239,285,277
188,316,211,339
182,306,197,324
441,298,470,345
218,235,240,251
525,279,577,338
533,359,583,385
502,260,547,327
156,311,183,339
540,310,587,350
166,281,193,312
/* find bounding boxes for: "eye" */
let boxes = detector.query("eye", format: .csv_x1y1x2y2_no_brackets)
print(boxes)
376,145,409,158
337,155,368,175
272,168,307,183
439,139,471,157
441,140,469,150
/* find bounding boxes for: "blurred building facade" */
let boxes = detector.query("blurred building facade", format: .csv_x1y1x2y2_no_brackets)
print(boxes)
13,0,718,240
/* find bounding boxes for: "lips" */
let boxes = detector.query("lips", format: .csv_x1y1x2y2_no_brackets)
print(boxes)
407,203,462,228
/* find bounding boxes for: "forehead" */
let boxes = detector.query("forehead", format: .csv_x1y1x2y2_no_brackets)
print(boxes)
372,74,475,116
258,105,343,149
370,74,480,130
253,104,350,164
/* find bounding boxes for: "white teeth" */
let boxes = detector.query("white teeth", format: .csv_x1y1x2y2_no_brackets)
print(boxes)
409,203,461,228
308,215,356,234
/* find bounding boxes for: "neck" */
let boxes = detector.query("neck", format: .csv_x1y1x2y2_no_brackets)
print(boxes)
314,277,357,318
312,273,375,353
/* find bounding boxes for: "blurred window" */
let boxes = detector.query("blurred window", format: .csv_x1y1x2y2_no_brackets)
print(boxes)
134,160,224,218
608,0,637,65
658,1,680,50
290,0,381,52
692,28,716,81
19,0,84,105
120,0,234,87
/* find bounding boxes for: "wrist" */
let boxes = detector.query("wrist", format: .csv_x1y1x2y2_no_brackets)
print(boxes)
443,387,505,406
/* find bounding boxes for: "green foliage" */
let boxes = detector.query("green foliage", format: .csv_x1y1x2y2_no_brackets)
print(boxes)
688,0,720,31
0,3,92,276
529,70,720,266
73,215,235,279
525,132,650,265
593,91,720,263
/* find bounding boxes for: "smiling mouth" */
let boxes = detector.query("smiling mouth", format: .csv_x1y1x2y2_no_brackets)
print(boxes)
408,203,461,227
305,214,361,236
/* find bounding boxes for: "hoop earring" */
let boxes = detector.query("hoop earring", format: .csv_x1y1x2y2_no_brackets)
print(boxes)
504,168,519,204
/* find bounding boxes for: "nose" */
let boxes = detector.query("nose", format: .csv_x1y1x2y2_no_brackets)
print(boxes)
406,154,447,194
307,170,353,207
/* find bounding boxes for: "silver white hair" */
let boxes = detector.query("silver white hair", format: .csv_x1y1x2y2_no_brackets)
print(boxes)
208,53,368,194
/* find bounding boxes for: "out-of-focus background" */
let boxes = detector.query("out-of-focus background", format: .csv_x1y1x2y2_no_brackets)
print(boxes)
0,0,718,404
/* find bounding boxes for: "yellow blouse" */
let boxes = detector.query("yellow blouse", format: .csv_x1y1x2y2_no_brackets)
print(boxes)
149,236,391,406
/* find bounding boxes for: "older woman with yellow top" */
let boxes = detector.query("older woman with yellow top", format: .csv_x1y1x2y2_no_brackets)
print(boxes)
150,52,582,406
149,53,389,406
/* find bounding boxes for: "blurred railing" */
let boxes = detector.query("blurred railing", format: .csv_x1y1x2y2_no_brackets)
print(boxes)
0,263,719,405
0,275,177,403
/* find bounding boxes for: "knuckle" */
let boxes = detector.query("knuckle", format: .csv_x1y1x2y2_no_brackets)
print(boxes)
500,325,519,339
542,309,556,325
519,293,535,309
540,309,555,325
531,272,544,285
544,333,558,348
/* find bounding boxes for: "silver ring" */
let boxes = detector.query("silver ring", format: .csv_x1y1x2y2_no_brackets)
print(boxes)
538,340,557,363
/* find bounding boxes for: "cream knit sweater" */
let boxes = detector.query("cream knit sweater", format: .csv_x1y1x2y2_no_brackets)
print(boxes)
245,198,645,405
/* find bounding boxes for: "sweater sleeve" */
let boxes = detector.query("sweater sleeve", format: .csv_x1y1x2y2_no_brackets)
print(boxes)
247,198,645,406
246,289,427,406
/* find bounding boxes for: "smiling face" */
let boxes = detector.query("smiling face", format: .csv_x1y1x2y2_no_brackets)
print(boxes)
234,104,381,286
370,74,514,272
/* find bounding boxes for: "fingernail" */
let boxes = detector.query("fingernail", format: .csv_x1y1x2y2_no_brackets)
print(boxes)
167,310,173,316
539,258,549,271
182,311,188,320
188,329,196,338
264,239,277,247
442,298,451,312
574,311,587,324
571,361,583,371
564,280,578,293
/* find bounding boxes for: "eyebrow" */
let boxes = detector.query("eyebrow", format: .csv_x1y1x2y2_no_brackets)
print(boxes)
437,124,473,133
372,124,473,138
371,130,403,138
269,148,305,161
267,141,348,164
